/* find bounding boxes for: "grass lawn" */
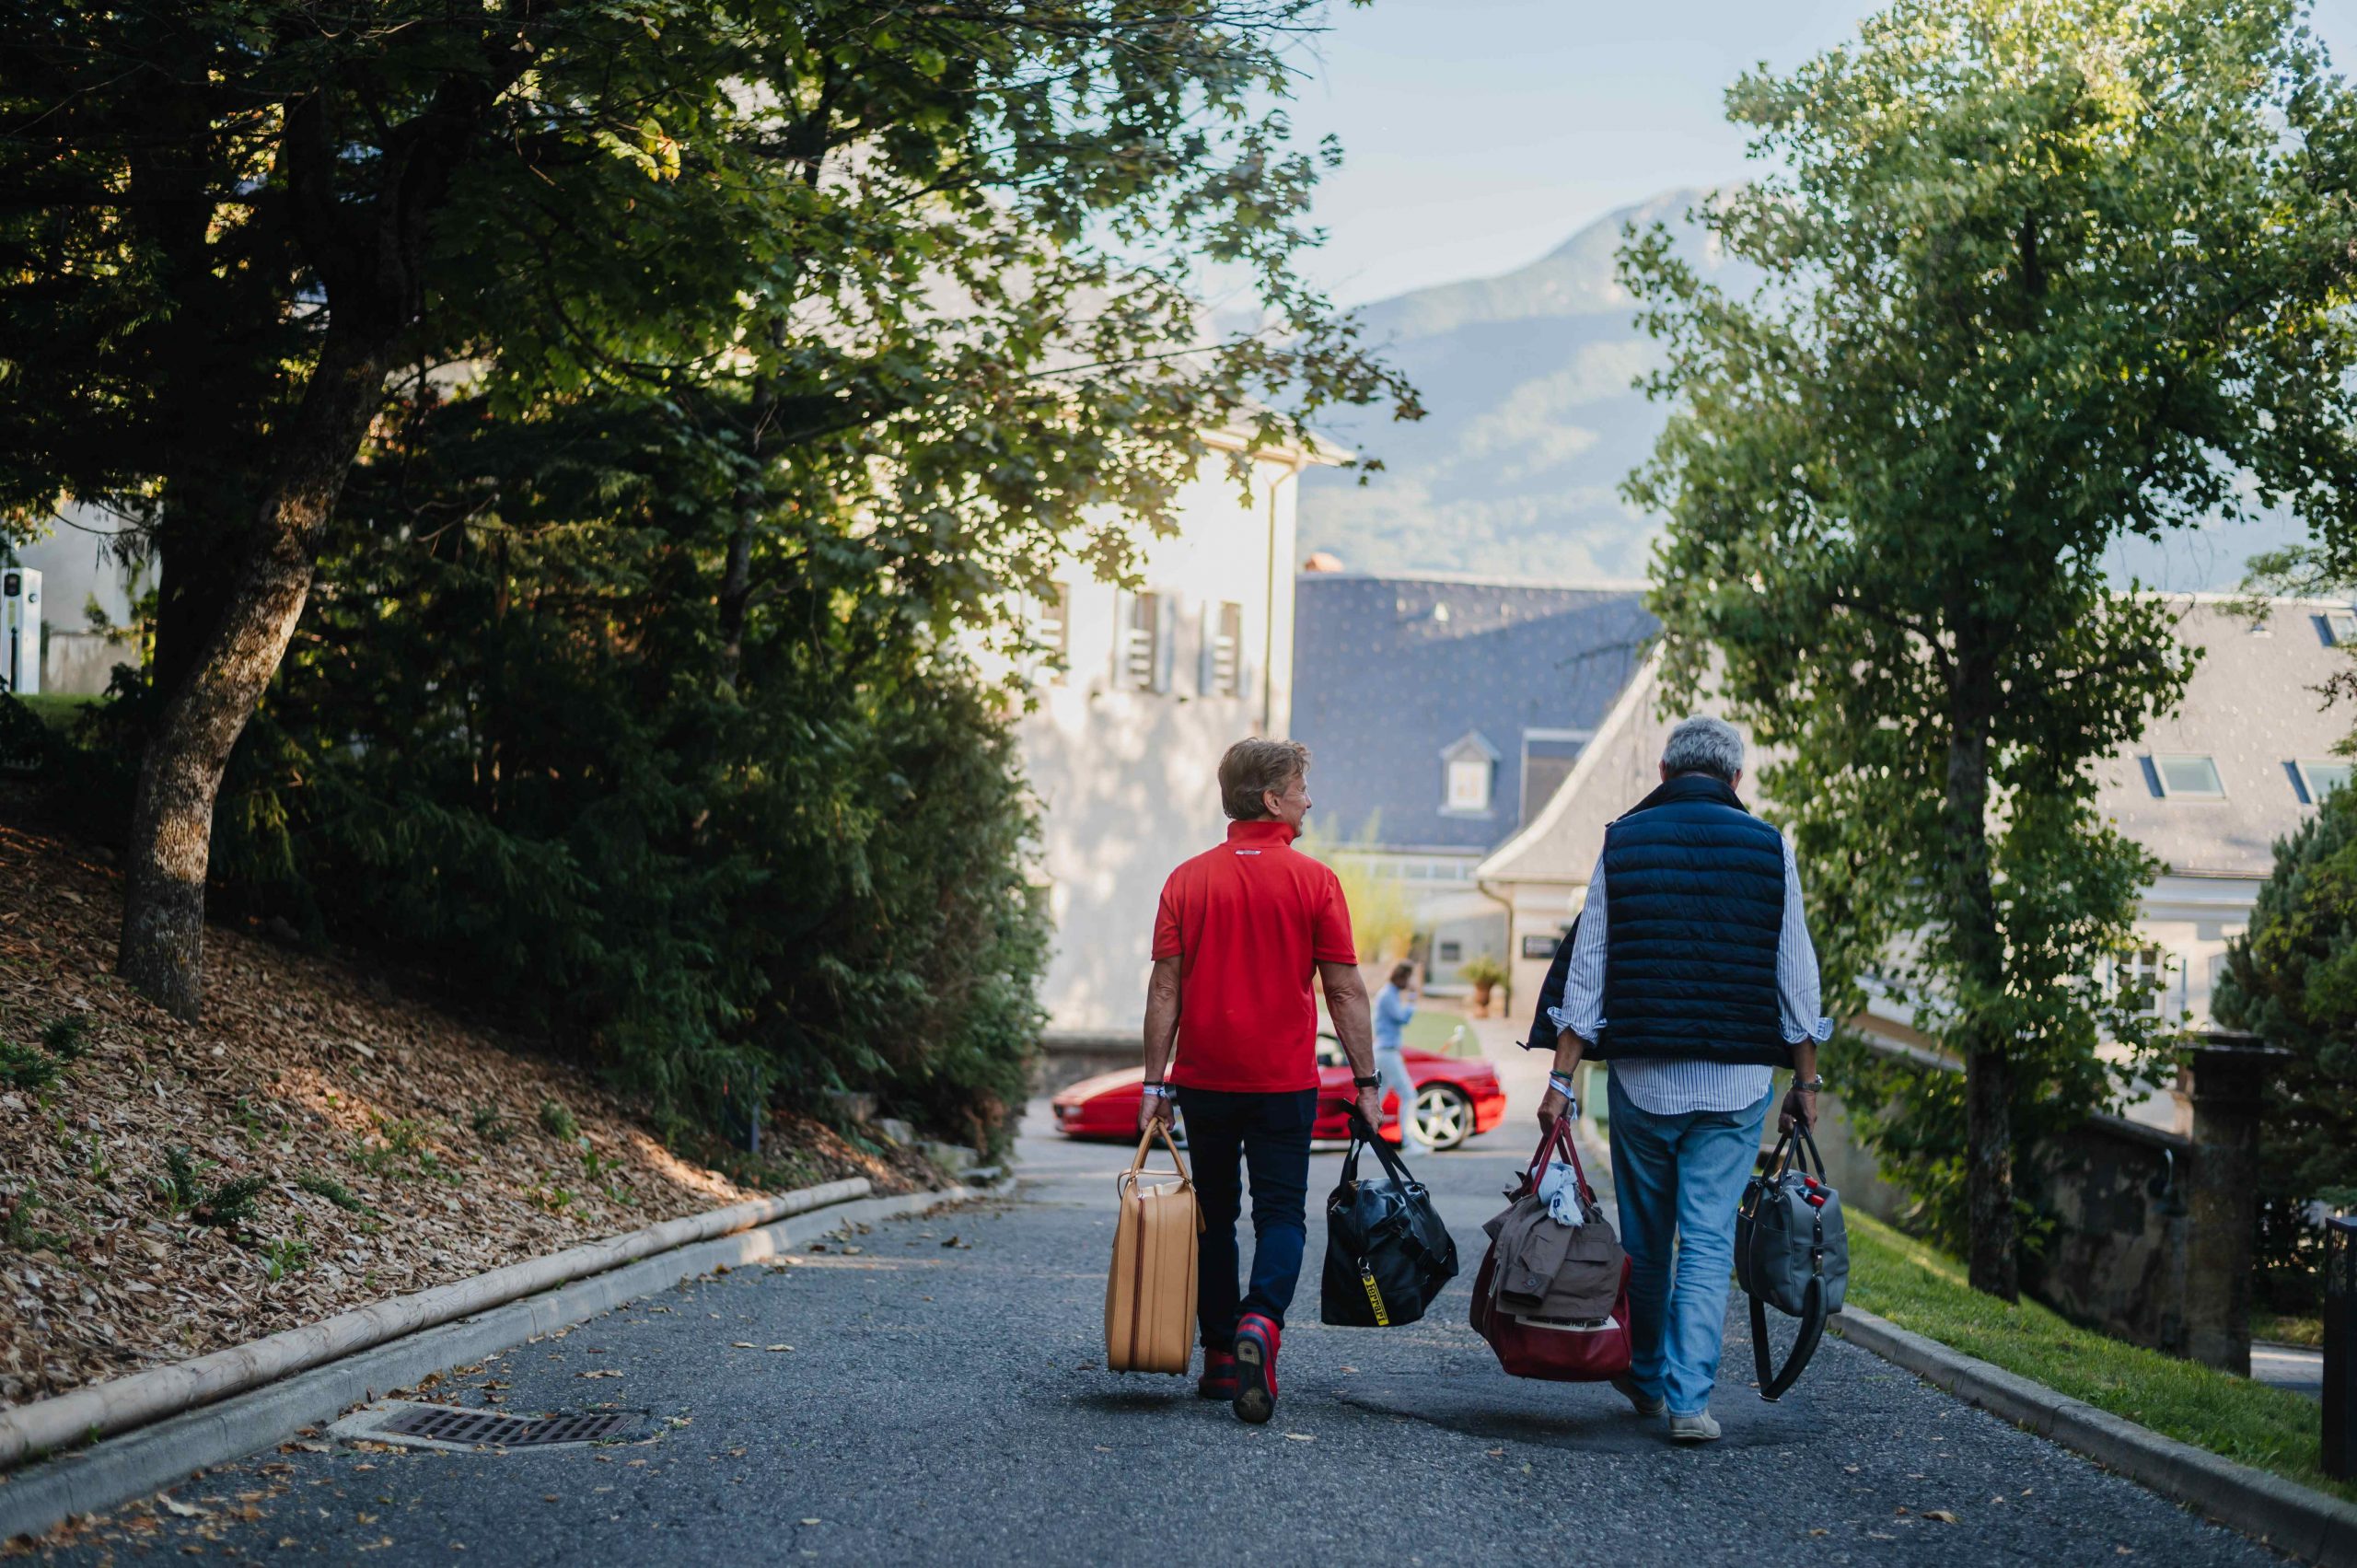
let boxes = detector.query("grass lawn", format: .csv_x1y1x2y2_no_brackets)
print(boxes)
1846,1211,2354,1505
2254,1312,2324,1348
16,691,99,732
1402,1005,1468,1053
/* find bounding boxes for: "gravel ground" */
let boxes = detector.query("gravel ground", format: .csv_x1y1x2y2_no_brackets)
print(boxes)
26,1091,2287,1568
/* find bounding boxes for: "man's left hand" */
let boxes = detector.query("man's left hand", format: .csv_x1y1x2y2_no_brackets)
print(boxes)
1355,1085,1385,1132
1780,1086,1817,1135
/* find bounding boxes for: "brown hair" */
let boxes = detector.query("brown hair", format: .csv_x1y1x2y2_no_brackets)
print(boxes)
1389,961,1415,989
1218,738,1311,820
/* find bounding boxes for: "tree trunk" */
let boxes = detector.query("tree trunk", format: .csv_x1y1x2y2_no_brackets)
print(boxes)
1963,1040,2016,1298
1945,641,2017,1300
117,331,392,1016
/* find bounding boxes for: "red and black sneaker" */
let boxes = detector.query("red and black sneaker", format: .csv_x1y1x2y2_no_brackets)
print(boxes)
1197,1350,1238,1400
1231,1313,1281,1424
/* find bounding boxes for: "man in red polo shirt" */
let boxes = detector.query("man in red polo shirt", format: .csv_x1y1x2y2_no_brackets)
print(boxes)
1141,738,1381,1425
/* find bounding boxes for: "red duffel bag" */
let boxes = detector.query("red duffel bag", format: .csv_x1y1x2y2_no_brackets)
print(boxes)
1469,1116,1633,1382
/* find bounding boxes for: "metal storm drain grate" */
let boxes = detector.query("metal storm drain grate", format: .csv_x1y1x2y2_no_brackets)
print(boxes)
340,1400,645,1450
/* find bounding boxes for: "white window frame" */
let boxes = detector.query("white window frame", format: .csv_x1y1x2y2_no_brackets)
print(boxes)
2116,947,2169,1016
2326,610,2357,646
2296,758,2352,804
1199,599,1244,698
1119,590,1167,693
2151,753,2225,799
1028,583,1070,686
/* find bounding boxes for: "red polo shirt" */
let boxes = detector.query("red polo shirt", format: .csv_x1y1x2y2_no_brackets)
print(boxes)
1152,819,1358,1093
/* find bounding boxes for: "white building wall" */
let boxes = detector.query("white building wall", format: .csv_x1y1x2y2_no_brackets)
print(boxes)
10,505,142,695
1017,447,1310,1036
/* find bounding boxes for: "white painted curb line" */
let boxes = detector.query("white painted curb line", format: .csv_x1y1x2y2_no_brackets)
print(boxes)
1834,1306,2357,1566
0,1184,980,1543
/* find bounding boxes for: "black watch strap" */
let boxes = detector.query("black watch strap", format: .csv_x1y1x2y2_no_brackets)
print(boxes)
1353,1073,1381,1088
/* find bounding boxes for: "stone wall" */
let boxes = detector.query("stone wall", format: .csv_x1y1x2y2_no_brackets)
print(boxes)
2020,1114,2193,1355
1034,1033,1139,1096
1816,1031,2270,1372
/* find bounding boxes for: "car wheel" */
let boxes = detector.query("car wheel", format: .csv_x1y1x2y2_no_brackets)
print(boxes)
1414,1085,1473,1151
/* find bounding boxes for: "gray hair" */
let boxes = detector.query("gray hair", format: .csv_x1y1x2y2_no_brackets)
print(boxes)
1661,715,1745,783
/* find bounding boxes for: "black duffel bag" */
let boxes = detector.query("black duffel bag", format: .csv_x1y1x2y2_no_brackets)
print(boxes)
1735,1121,1849,1400
1321,1106,1459,1328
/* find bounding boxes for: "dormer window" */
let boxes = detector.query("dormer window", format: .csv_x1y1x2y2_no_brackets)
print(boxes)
1440,731,1498,816
2152,754,2224,799
2296,759,2352,803
2326,610,2357,646
1446,758,1490,810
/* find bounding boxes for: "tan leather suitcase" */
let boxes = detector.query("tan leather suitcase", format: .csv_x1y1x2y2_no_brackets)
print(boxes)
1104,1123,1201,1374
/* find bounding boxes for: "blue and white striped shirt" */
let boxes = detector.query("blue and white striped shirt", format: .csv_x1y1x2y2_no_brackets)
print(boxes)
1549,836,1834,1115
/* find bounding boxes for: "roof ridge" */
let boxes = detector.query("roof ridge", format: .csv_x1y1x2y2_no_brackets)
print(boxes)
1298,570,1653,593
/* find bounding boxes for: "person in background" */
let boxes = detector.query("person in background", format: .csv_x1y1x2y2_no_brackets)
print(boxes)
1372,960,1429,1156
1140,738,1383,1424
1536,715,1831,1445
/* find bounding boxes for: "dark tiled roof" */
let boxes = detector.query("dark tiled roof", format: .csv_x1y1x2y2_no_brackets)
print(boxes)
1291,574,1657,852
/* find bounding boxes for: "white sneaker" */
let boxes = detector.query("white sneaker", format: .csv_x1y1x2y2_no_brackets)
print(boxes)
1667,1410,1722,1443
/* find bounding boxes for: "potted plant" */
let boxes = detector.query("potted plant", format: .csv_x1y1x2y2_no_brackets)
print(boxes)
1459,953,1508,1016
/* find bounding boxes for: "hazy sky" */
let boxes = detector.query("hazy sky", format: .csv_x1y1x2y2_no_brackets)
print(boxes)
1286,0,2357,308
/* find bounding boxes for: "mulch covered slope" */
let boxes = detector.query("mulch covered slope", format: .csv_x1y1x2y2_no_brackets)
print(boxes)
0,822,931,1409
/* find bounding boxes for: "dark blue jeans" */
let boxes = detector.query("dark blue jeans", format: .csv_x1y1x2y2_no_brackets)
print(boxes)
1177,1086,1318,1350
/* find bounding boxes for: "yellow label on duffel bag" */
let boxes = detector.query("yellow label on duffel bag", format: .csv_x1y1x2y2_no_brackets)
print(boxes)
1359,1264,1391,1327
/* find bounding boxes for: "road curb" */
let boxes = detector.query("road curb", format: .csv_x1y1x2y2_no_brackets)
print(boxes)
1833,1305,2357,1566
0,1184,979,1544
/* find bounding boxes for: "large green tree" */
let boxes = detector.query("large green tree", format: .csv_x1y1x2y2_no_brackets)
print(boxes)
1622,0,2357,1295
0,0,1411,1018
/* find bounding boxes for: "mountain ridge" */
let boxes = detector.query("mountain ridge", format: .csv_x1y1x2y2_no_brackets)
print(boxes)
1297,188,1737,582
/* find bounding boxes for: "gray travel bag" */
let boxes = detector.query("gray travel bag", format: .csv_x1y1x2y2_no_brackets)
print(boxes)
1735,1121,1847,1400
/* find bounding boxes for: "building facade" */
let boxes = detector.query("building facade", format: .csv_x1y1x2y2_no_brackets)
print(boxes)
1476,595,2354,1126
1015,436,1318,1039
6,506,143,696
1288,571,1655,991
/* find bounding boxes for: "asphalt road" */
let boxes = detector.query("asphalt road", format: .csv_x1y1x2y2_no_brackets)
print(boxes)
35,1068,2285,1567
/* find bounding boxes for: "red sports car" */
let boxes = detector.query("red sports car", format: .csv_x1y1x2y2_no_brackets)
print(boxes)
1050,1035,1506,1151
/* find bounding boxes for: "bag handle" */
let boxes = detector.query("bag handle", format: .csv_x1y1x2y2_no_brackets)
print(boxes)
1519,1114,1596,1210
1343,1104,1420,1188
1758,1119,1829,1188
1123,1120,1193,1189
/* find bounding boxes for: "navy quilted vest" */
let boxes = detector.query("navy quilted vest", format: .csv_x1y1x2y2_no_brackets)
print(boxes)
1595,772,1791,1066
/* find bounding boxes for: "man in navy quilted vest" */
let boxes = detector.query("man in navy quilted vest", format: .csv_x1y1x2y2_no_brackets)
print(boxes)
1534,715,1831,1444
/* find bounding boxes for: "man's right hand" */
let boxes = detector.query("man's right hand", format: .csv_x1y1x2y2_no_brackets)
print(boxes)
1537,1086,1571,1131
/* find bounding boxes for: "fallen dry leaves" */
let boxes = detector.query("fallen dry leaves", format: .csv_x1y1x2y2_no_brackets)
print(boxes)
0,821,939,1409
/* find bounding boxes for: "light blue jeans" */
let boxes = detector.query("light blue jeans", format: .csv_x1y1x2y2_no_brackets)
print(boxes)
1606,1071,1772,1417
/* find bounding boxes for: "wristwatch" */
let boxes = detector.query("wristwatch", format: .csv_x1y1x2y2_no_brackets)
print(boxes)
1353,1073,1381,1088
1794,1076,1825,1092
